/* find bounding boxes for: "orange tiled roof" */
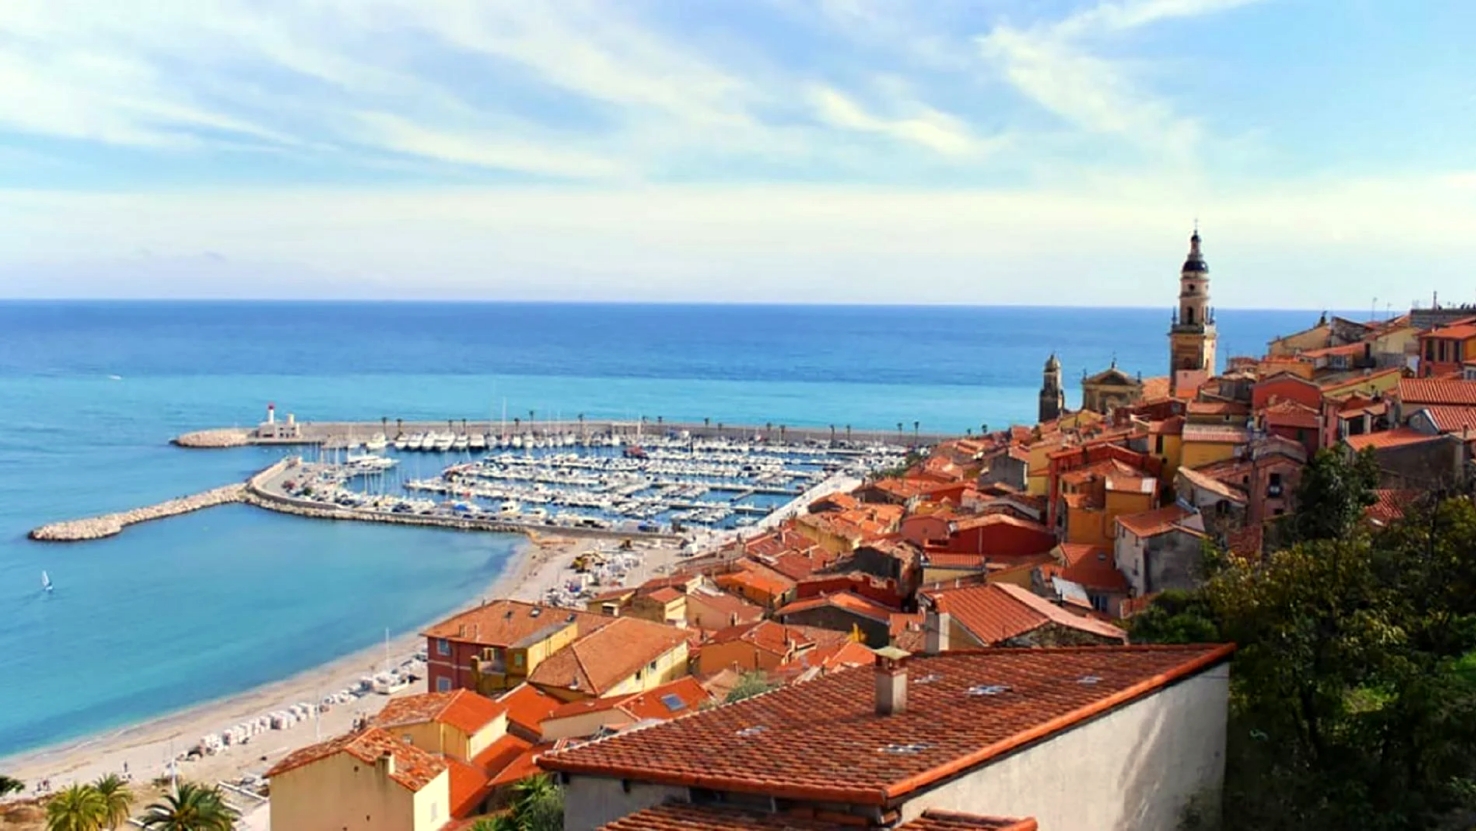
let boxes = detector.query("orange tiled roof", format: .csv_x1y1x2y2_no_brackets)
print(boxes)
1186,400,1249,416
951,513,1051,534
496,683,563,738
1263,398,1321,429
1115,504,1198,538
645,587,684,604
1180,424,1250,444
920,552,988,571
446,756,494,818
546,676,711,724
1140,375,1172,402
1399,378,1476,406
1417,405,1476,434
487,740,553,788
1175,466,1247,504
1423,321,1476,340
528,617,689,697
718,565,797,600
599,804,1036,830
374,689,506,735
926,582,1126,644
1367,489,1420,526
266,727,446,791
1055,545,1129,593
707,619,849,655
1147,415,1185,435
1344,427,1442,451
541,644,1231,804
777,591,895,624
423,599,612,648
686,587,764,622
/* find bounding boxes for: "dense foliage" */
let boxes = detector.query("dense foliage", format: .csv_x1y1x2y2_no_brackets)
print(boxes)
475,775,564,831
0,775,24,796
723,671,779,704
1133,451,1476,830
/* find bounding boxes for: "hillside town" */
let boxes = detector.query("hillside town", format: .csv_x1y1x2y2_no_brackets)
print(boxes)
245,227,1476,831
159,232,1476,829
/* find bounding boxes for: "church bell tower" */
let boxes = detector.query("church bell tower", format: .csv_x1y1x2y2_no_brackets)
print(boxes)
1039,352,1065,423
1168,226,1217,392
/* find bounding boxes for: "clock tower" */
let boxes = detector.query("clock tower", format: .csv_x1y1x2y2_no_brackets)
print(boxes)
1169,227,1217,393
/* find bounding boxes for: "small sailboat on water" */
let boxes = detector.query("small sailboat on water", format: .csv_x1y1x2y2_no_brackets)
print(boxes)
41,571,53,593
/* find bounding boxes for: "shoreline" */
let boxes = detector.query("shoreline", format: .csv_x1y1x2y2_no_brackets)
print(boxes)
0,530,606,791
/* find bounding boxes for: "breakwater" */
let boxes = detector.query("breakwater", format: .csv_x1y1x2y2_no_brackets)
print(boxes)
29,484,247,542
173,418,956,449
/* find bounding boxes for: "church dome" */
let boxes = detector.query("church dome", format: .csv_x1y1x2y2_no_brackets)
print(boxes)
1045,353,1061,370
1182,230,1209,274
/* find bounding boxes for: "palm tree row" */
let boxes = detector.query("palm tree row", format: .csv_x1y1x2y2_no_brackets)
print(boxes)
46,778,237,831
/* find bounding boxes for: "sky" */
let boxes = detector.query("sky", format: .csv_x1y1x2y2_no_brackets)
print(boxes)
0,0,1472,306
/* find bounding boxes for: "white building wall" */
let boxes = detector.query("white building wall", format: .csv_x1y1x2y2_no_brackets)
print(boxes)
899,666,1229,831
1114,528,1148,598
562,776,689,831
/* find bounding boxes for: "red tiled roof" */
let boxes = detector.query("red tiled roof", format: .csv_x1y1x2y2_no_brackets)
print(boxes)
1418,405,1476,434
706,620,849,657
1175,466,1247,504
645,587,684,604
1366,489,1420,526
374,689,506,735
446,756,494,818
423,600,612,647
685,588,764,623
1115,504,1197,538
488,741,553,788
1423,321,1476,340
1186,400,1249,416
1262,398,1321,429
1147,415,1185,435
1344,427,1442,451
599,804,1036,830
528,617,689,697
542,644,1232,805
779,590,891,625
496,684,563,738
1140,375,1172,402
920,552,988,571
927,582,1126,644
546,676,711,724
951,514,1050,534
1055,545,1129,593
266,727,446,791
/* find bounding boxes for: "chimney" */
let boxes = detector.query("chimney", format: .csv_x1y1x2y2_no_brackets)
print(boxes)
376,750,395,778
924,606,950,655
873,647,911,716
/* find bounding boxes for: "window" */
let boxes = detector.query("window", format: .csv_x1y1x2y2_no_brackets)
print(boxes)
1155,435,1164,454
648,660,658,672
436,676,452,693
514,653,524,667
436,638,450,656
429,803,438,822
1186,307,1195,325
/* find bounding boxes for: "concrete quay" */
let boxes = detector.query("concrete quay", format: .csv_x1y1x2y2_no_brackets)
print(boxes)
29,484,247,542
173,418,956,449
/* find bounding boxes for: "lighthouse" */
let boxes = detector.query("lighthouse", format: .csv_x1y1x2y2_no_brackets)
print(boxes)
267,402,276,425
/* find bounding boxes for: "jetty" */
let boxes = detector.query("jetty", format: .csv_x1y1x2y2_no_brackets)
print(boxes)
29,484,247,542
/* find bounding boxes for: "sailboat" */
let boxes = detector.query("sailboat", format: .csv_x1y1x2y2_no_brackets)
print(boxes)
41,571,53,593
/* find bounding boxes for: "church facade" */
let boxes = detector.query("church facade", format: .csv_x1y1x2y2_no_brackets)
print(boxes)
1038,228,1219,418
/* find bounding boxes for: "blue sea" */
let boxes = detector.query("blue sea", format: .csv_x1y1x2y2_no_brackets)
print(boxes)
0,301,1331,759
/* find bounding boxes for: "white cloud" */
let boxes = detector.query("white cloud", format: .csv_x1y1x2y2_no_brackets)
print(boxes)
807,85,998,157
978,0,1264,164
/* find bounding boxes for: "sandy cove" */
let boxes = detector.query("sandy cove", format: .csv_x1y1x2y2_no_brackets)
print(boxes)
0,533,687,801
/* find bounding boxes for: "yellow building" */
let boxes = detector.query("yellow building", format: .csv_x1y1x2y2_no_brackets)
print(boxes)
528,616,691,703
1319,367,1404,401
372,689,508,763
1146,417,1185,480
422,600,614,696
267,728,463,831
628,587,687,626
1179,424,1249,470
1057,461,1158,549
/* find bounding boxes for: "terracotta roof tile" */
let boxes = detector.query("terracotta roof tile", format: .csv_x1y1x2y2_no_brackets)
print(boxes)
542,644,1231,805
1175,466,1247,504
1416,405,1476,434
1399,378,1476,406
1262,398,1321,429
646,587,684,604
776,591,897,624
266,727,446,791
1344,427,1443,451
599,804,1036,830
1055,545,1129,593
528,617,689,697
1186,400,1250,416
1115,504,1198,538
707,620,849,656
925,583,1126,645
1140,375,1172,402
546,677,711,725
374,689,506,735
1366,489,1420,526
1181,424,1250,444
495,683,563,738
423,599,612,648
446,756,494,818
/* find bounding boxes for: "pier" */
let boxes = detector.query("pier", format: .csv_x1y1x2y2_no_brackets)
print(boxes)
29,484,247,541
173,417,957,450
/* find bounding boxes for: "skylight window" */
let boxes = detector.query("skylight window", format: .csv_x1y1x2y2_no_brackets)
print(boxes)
736,725,767,737
879,742,933,755
660,693,687,712
913,673,942,685
1078,675,1103,685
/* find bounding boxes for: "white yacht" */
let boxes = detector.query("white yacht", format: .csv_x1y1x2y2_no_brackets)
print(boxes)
366,434,388,452
434,433,455,452
453,434,469,451
394,436,408,451
407,433,425,451
469,433,487,452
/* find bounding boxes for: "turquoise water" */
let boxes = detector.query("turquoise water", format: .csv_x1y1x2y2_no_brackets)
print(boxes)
0,302,1333,758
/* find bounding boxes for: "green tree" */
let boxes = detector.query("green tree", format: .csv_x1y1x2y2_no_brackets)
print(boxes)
139,782,238,831
509,775,563,831
0,775,24,796
92,775,133,830
46,784,106,831
724,671,777,704
1127,588,1219,644
1287,447,1380,542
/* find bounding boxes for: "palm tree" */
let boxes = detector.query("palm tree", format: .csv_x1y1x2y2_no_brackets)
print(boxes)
396,417,403,437
46,784,106,831
92,775,133,830
0,775,23,797
509,775,562,831
140,782,237,831
380,416,388,436
845,424,851,441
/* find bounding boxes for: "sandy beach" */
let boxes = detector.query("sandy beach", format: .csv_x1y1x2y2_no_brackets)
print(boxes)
0,531,687,812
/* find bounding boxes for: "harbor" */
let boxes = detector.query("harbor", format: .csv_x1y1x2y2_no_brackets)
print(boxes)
33,407,924,543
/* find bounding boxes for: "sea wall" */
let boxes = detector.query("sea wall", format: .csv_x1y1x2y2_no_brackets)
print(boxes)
29,484,248,542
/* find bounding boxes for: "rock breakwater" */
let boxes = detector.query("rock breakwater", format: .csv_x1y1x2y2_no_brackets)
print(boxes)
172,429,251,448
30,484,248,541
